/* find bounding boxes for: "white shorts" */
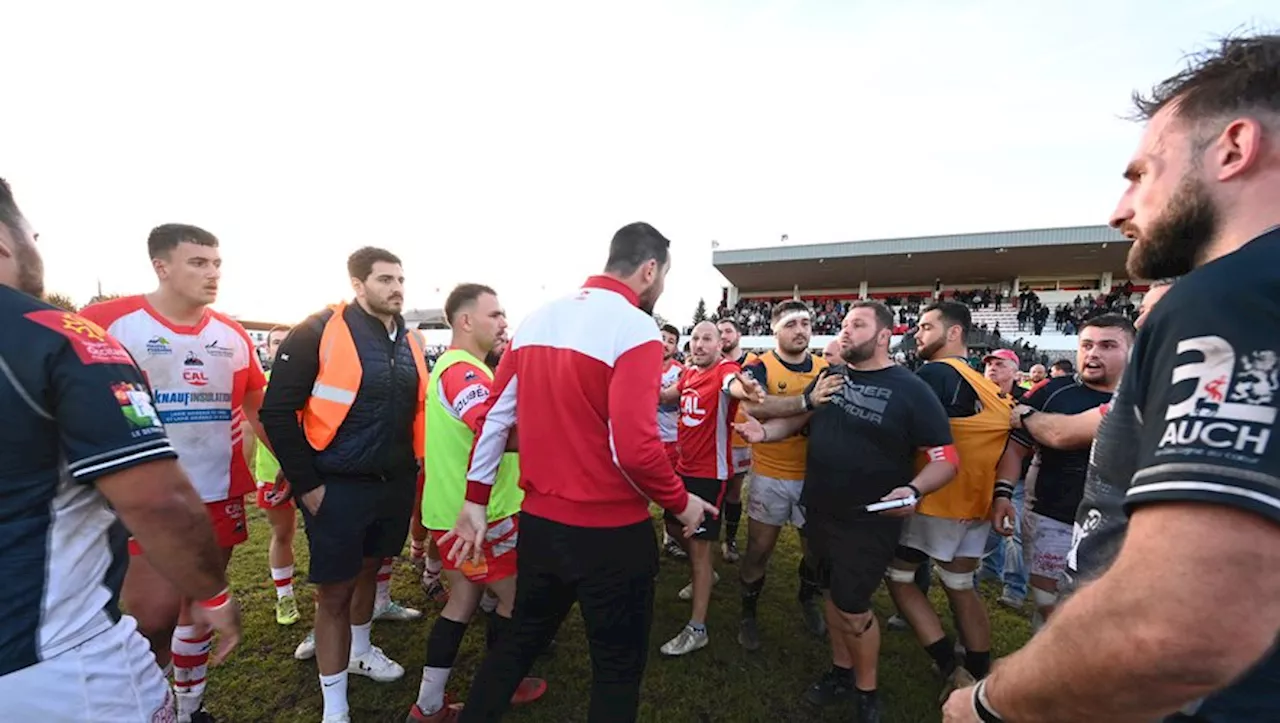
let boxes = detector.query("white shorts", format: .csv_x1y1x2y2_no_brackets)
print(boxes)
0,615,174,722
746,473,805,528
1023,511,1072,581
731,446,752,475
899,514,990,563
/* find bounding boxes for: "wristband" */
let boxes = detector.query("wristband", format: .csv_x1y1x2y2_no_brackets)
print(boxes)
198,587,230,610
801,393,812,412
973,679,1005,722
993,479,1016,500
906,483,922,499
761,425,770,443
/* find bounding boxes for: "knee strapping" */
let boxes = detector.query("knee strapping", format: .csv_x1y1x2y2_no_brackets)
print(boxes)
1032,587,1059,609
885,566,919,584
936,567,975,591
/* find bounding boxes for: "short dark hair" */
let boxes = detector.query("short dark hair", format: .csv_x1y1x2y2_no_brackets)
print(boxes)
771,299,811,324
444,283,497,325
604,222,671,276
1080,313,1137,339
1132,34,1280,129
923,301,972,337
716,318,741,333
0,177,25,242
347,246,402,281
147,224,218,260
1052,359,1075,373
660,323,680,338
850,300,894,330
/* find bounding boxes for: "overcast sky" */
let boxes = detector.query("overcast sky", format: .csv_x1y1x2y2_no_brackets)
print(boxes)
4,1,1274,327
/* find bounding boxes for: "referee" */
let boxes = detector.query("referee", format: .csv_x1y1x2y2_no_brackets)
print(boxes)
440,223,717,723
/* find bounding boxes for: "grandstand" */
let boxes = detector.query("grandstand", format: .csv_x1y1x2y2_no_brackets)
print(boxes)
711,225,1146,366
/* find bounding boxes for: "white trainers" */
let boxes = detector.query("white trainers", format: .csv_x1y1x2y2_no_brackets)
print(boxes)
348,645,404,682
373,599,422,622
294,629,316,660
660,624,709,656
678,571,720,601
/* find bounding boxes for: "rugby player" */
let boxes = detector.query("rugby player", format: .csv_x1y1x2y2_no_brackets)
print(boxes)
81,224,268,723
737,300,832,647
0,179,241,722
716,317,757,562
658,321,764,655
408,284,546,722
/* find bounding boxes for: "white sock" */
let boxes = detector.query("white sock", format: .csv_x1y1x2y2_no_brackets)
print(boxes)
425,556,442,579
319,671,349,718
415,666,453,714
271,565,295,599
350,622,373,658
479,590,498,614
375,557,393,608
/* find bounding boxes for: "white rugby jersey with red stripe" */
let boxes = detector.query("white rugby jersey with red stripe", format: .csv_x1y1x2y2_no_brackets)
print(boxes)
675,358,742,481
80,296,266,503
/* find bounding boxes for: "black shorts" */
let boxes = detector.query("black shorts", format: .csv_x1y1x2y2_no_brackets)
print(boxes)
299,476,415,584
663,475,726,541
806,513,903,614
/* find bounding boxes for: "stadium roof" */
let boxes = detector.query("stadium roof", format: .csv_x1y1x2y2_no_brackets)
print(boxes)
714,225,1132,291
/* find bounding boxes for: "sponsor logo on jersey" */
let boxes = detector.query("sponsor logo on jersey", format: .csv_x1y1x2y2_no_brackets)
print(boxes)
154,390,233,405
146,336,173,356
205,340,234,358
183,369,210,386
111,381,163,432
680,387,708,427
1160,336,1276,458
832,381,891,425
184,351,204,366
25,310,135,365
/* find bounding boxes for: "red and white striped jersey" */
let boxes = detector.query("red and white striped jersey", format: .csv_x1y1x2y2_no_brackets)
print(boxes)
80,296,266,503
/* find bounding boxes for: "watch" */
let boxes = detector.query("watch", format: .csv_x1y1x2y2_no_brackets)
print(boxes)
1018,407,1037,424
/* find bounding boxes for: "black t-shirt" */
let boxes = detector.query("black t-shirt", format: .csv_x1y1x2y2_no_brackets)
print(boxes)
801,365,953,521
1012,376,1113,524
916,358,981,418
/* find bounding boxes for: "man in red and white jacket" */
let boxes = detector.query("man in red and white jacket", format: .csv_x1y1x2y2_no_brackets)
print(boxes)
440,222,717,723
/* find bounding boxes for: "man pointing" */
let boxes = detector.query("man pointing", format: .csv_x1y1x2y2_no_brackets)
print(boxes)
442,222,718,723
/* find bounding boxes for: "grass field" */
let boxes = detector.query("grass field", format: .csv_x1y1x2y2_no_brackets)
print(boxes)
205,507,1032,723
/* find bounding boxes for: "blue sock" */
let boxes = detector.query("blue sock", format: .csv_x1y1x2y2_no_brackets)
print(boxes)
688,621,706,634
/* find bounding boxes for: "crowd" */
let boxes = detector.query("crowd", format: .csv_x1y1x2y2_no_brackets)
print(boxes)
3,33,1280,723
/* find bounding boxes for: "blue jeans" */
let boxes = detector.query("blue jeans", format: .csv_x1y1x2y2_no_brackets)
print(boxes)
978,480,1027,602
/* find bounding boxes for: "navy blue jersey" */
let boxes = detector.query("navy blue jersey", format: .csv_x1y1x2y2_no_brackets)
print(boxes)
0,286,176,676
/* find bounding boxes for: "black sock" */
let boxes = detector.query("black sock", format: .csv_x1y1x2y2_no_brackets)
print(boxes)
965,649,991,679
798,556,822,602
425,616,468,668
485,612,512,652
832,663,853,684
854,686,877,698
925,637,957,677
741,576,765,619
724,501,742,543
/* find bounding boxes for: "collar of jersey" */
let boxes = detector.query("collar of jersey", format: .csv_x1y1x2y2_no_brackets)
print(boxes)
584,275,640,308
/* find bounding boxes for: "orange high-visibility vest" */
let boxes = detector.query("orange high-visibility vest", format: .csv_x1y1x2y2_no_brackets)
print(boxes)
915,357,1014,520
301,302,429,458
